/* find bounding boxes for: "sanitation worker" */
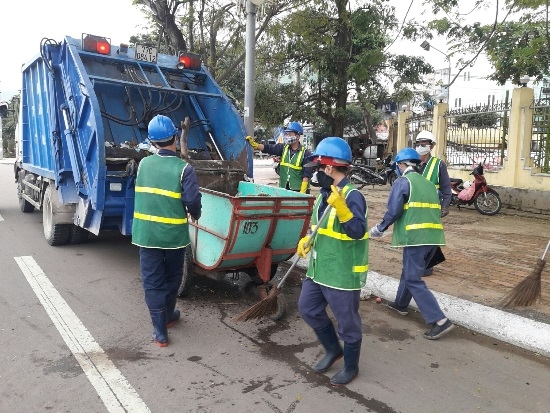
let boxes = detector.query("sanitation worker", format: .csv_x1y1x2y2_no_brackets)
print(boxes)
296,137,368,386
414,131,452,275
370,148,454,340
245,121,313,193
132,114,202,347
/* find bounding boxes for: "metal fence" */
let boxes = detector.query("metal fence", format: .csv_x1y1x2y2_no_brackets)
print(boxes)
531,98,550,173
444,95,511,169
405,111,433,148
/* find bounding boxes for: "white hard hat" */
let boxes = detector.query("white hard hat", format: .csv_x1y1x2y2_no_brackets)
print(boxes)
463,180,473,189
415,130,436,145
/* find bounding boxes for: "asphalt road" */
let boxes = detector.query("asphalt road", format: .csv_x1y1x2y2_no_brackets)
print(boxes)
1,160,549,413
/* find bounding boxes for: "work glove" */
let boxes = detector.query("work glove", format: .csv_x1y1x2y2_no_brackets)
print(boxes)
245,136,259,150
297,235,312,258
300,181,308,194
327,185,353,223
441,207,449,218
370,224,384,238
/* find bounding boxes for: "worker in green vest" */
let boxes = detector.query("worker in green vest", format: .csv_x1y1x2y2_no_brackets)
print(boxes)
415,130,452,276
296,137,368,386
245,122,313,193
132,115,202,347
370,148,454,340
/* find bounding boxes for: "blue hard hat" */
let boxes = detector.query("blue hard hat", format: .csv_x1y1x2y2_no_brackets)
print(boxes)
148,115,178,142
305,137,352,166
394,148,421,164
284,121,303,135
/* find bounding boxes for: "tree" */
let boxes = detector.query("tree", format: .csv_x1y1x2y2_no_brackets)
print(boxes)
404,0,550,85
258,0,433,137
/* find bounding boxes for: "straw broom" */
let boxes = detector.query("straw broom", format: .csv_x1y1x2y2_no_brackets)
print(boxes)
235,203,335,322
501,238,550,308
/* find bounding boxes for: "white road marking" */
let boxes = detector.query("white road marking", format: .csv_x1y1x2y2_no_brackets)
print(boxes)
0,213,4,221
15,256,150,413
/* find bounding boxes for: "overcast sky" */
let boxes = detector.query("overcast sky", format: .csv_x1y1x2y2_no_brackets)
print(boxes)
0,0,147,100
0,0,500,101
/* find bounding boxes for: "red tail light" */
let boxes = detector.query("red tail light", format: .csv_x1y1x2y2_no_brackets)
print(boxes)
177,53,202,70
82,34,111,55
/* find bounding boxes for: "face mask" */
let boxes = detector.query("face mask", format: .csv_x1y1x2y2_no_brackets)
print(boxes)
416,145,431,156
316,170,334,190
284,134,297,144
395,164,403,177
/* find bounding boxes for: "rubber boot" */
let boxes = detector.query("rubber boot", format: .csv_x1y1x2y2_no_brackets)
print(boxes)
313,323,344,373
150,308,169,347
329,340,362,386
166,296,180,328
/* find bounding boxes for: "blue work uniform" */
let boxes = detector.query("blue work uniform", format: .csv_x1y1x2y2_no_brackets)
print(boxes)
378,169,446,324
298,177,367,343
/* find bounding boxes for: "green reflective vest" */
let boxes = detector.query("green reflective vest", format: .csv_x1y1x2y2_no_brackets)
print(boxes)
132,154,191,249
392,172,446,248
306,184,369,290
422,156,442,189
279,144,308,191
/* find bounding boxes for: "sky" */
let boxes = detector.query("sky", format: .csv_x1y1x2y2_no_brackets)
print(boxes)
0,0,148,100
0,0,508,103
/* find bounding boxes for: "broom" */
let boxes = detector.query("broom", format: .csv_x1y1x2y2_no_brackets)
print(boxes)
501,238,550,308
235,203,334,322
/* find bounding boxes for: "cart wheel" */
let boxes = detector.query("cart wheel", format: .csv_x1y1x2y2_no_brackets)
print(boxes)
269,293,287,321
178,247,195,297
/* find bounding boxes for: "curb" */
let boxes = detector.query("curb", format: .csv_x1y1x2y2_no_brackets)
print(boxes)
294,260,550,358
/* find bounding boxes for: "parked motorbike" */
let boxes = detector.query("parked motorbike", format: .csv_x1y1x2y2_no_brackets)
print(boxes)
348,155,397,189
450,163,502,215
272,156,281,176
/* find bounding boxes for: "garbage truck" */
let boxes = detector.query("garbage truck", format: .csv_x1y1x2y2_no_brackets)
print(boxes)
14,34,314,294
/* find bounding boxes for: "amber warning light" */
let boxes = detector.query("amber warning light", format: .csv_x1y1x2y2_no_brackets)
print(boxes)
177,53,202,70
82,34,111,55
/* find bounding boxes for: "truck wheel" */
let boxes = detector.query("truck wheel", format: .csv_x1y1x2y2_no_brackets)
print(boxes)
17,173,34,213
68,225,89,244
43,185,71,246
178,247,195,297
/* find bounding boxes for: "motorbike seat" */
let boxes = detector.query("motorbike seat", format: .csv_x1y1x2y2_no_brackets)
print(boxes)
450,178,463,184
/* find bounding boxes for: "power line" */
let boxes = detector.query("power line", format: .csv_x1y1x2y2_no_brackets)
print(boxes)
384,0,415,53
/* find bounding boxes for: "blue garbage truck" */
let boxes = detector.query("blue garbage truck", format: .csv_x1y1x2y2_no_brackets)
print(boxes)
14,34,256,245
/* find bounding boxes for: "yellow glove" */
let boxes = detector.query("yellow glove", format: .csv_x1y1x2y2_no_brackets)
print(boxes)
300,181,308,194
297,235,312,258
327,185,353,223
245,136,259,150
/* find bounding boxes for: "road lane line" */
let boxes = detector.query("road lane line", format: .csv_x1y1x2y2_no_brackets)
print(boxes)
15,256,150,413
0,213,4,221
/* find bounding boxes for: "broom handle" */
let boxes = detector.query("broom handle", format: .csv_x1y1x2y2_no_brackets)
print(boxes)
542,238,550,260
276,203,335,290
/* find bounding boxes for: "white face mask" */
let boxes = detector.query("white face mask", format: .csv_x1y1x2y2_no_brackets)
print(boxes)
416,145,431,156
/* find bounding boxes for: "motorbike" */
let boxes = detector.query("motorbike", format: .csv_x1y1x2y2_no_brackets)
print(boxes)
272,156,281,176
450,162,502,215
348,155,397,189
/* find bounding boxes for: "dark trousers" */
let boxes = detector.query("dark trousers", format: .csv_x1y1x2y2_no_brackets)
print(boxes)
394,245,445,324
139,247,185,311
298,278,362,343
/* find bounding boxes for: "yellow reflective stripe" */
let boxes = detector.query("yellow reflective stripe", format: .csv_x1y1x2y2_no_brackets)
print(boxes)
425,158,437,182
404,202,441,209
352,265,369,273
135,186,180,199
317,209,369,240
134,212,187,225
405,223,443,230
280,145,305,169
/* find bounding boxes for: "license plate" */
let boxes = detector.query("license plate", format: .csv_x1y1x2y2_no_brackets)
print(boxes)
135,44,158,63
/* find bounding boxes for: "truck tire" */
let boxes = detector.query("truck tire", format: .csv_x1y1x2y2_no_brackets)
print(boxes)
43,185,71,246
68,225,89,244
17,172,34,213
178,247,195,297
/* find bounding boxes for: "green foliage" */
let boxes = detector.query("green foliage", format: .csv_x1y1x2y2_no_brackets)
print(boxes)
455,112,500,128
